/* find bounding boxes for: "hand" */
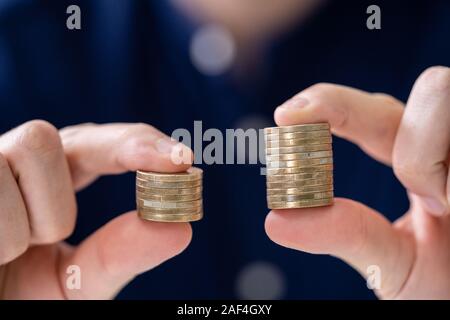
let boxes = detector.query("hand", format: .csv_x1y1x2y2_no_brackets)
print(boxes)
0,121,193,299
265,66,450,299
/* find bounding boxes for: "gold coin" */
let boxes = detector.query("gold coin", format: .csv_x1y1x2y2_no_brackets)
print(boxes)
137,167,202,182
137,205,202,215
268,198,333,209
138,211,203,222
266,150,332,161
267,191,334,202
266,164,333,175
267,177,333,189
264,123,330,134
137,198,202,209
138,209,202,216
265,136,332,148
266,157,333,168
136,178,202,189
136,185,203,195
136,192,202,202
266,171,333,182
266,144,332,154
267,184,333,195
265,130,330,141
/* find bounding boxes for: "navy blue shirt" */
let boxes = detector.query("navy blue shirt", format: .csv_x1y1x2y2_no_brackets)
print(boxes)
1,0,449,299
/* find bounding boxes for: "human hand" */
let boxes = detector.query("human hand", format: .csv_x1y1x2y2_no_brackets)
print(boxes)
0,122,193,299
265,66,450,299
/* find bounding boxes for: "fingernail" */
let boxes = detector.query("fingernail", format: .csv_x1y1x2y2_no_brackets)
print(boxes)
155,138,178,154
420,196,448,216
279,96,309,109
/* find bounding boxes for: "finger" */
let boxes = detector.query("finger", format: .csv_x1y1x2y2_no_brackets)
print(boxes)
274,83,404,165
265,198,415,299
0,121,76,244
59,211,192,299
393,66,450,216
0,153,30,264
447,167,450,206
60,123,194,190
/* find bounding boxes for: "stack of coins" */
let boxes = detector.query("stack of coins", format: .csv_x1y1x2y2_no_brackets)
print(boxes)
136,167,203,222
264,123,334,209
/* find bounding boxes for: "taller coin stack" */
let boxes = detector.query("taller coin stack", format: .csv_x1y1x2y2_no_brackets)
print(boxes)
136,167,203,222
264,123,334,209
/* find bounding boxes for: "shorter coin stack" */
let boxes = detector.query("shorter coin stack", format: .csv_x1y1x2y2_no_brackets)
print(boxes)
264,123,334,209
136,167,203,222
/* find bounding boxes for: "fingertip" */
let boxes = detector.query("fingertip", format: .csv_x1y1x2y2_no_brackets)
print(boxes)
265,209,301,250
264,199,359,253
156,154,193,173
90,212,193,277
161,143,194,173
119,141,193,173
264,208,318,250
273,107,289,126
418,196,450,217
141,220,193,256
264,210,284,243
273,102,319,127
273,96,305,126
128,212,193,258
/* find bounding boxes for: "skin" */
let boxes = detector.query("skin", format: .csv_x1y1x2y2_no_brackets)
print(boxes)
174,0,324,70
265,66,450,299
174,0,322,43
0,122,194,299
0,67,448,299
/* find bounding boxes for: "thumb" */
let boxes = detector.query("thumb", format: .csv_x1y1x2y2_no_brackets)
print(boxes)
59,211,192,299
265,198,415,299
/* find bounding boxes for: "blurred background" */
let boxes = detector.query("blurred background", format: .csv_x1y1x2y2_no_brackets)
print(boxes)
0,0,449,299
